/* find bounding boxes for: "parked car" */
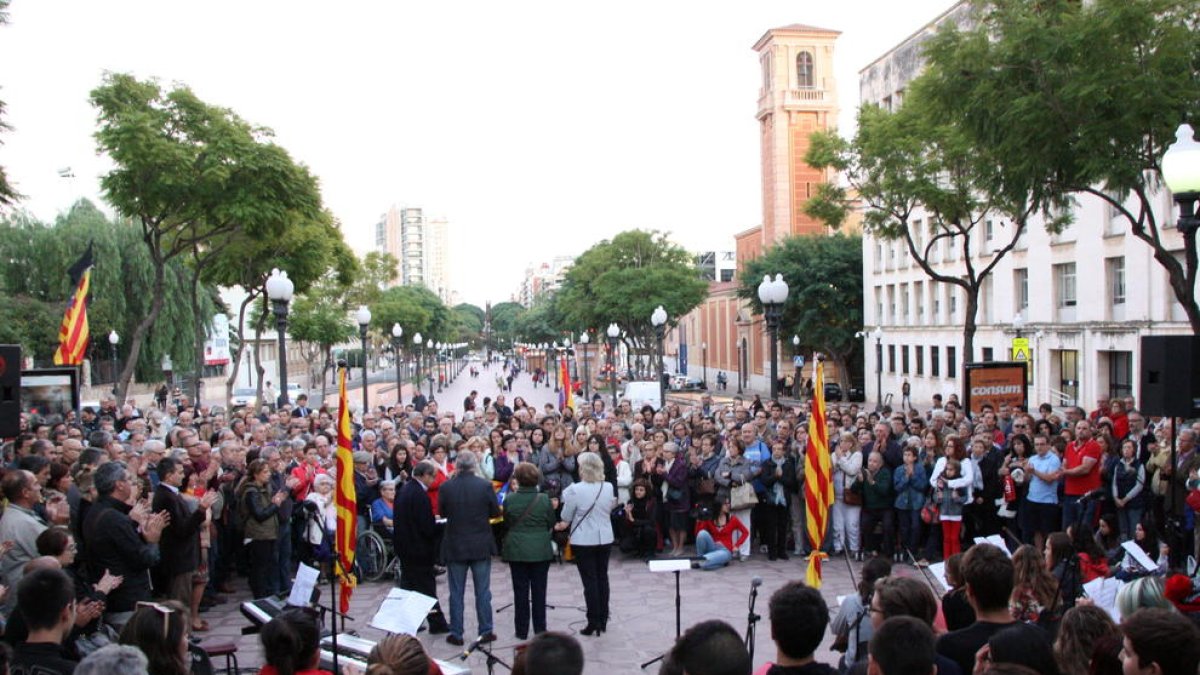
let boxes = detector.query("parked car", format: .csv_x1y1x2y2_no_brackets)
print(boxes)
622,381,663,410
823,382,844,402
669,375,707,391
847,385,866,403
286,383,307,401
230,388,257,409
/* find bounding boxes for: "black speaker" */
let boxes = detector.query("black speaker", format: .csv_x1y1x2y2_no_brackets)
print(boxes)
0,344,20,439
1140,336,1200,417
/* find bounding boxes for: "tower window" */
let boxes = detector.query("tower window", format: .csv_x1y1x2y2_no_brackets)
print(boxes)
796,51,814,89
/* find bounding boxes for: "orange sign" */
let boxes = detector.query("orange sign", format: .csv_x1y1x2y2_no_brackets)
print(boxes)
964,362,1028,415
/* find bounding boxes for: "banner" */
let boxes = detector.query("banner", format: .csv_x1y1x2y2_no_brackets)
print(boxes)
334,366,357,613
964,361,1029,416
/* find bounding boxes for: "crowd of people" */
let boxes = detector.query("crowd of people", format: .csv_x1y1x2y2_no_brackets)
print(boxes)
7,357,1200,674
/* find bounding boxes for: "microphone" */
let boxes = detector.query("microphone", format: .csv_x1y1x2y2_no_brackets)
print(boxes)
751,576,763,589
459,636,486,661
1078,488,1107,502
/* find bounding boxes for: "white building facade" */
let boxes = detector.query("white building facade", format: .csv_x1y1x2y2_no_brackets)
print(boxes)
859,2,1196,412
374,205,451,301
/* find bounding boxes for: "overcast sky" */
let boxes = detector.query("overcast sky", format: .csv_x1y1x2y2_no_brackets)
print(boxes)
0,0,952,307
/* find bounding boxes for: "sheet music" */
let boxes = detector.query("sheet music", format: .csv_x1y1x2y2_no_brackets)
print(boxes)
973,535,1011,556
288,563,320,607
1121,540,1157,572
369,588,437,636
927,562,951,592
1082,577,1125,622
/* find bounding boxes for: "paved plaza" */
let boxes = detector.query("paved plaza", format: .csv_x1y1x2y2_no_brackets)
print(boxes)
201,364,922,673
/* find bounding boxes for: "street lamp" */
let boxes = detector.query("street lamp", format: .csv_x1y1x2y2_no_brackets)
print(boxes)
606,323,620,412
701,341,708,391
436,342,444,393
391,324,404,406
757,274,790,400
580,332,591,401
108,330,120,396
265,268,295,408
1163,123,1200,236
413,332,423,402
551,340,561,394
736,340,743,395
356,305,372,417
792,334,801,398
426,338,434,400
872,327,884,411
651,305,668,408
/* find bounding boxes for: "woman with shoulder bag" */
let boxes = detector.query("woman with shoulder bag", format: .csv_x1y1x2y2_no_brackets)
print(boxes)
501,462,557,640
716,439,760,560
832,432,864,560
556,452,616,636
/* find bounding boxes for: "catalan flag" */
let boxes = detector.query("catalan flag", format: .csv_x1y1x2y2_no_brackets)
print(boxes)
558,353,573,412
804,357,833,588
52,243,94,366
334,366,357,613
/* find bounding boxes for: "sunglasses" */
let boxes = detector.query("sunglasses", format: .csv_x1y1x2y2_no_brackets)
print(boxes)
136,601,176,635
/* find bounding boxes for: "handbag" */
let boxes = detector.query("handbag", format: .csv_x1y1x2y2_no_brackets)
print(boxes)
842,473,863,507
921,501,940,524
730,482,758,510
696,476,717,497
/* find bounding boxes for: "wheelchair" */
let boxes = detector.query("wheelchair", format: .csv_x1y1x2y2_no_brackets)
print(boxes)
355,525,400,583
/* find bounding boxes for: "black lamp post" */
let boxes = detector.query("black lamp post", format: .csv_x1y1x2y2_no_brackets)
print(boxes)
792,334,801,398
580,332,591,401
873,327,884,411
426,338,435,400
436,342,444,393
757,274,789,401
701,341,708,390
736,340,743,395
265,268,295,409
391,323,403,406
651,305,667,408
108,330,120,397
413,332,423,399
356,306,372,418
606,323,620,412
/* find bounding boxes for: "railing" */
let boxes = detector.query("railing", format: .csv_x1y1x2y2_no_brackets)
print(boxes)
1044,387,1076,408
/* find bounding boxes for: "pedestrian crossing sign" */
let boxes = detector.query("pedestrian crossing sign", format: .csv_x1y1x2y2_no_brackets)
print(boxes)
1011,337,1030,362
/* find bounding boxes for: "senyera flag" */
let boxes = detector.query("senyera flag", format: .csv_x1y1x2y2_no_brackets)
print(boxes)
804,356,833,588
334,365,357,613
53,242,94,366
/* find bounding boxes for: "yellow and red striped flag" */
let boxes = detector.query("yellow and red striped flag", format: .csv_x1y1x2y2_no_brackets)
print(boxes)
334,365,357,613
804,357,834,588
52,243,94,366
558,353,573,412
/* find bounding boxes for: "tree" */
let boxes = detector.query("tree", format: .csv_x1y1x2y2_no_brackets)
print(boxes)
0,0,18,210
914,0,1200,330
345,251,399,308
515,295,567,345
288,281,356,401
91,73,324,401
488,302,527,350
555,230,719,375
452,303,485,343
738,234,864,393
806,98,1042,367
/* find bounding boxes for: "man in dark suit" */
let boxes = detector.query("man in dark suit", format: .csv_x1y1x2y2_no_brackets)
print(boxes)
438,451,500,646
394,460,449,634
291,394,311,418
153,456,218,612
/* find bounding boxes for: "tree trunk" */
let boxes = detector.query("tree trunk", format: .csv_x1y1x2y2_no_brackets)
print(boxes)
252,295,268,404
117,255,166,402
189,263,206,405
962,286,980,382
225,292,257,409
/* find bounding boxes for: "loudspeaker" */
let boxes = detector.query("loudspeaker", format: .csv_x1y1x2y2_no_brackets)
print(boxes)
1140,336,1200,418
0,344,20,438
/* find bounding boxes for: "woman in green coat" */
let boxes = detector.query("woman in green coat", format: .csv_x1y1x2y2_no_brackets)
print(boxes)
502,462,556,639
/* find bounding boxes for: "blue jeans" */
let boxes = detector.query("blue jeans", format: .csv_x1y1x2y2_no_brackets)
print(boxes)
1062,495,1098,531
446,559,493,639
276,522,293,594
898,508,922,555
1117,505,1144,542
695,530,732,570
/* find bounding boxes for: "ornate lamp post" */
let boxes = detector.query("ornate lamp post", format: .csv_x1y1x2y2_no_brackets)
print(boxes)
391,324,403,406
792,334,801,398
265,268,295,408
426,338,435,400
413,332,423,400
651,305,668,408
355,305,372,417
757,274,789,401
606,323,620,412
701,341,708,390
872,327,884,411
736,340,744,395
580,332,590,401
108,330,120,396
436,342,444,393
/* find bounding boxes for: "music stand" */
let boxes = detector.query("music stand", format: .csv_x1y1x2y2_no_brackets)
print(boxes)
640,558,691,669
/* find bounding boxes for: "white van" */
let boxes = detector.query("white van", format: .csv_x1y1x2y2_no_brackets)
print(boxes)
622,381,662,410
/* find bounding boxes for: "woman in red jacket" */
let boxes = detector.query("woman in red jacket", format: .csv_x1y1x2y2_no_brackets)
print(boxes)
693,500,749,570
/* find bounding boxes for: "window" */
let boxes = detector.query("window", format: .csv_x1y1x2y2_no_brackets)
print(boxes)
916,345,924,375
1109,351,1133,400
796,51,814,88
915,281,925,322
950,292,958,318
931,347,940,377
945,234,957,261
1014,268,1029,311
888,344,896,373
1055,263,1077,307
874,242,883,271
947,346,957,378
1107,257,1126,305
875,285,883,324
719,269,734,282
902,346,910,374
901,284,909,324
762,54,772,90
982,347,994,362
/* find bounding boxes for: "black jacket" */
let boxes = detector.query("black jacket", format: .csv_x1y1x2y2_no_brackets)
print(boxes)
438,473,500,562
394,480,441,567
152,484,205,577
83,496,159,613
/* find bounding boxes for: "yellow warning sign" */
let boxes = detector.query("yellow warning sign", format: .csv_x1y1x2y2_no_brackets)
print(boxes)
1011,337,1030,362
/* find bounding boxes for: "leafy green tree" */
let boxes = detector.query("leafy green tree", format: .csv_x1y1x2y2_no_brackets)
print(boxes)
345,251,399,308
914,0,1200,330
91,73,324,401
0,0,17,210
555,230,707,375
738,234,864,393
452,303,484,343
515,295,566,345
488,302,527,350
288,281,356,401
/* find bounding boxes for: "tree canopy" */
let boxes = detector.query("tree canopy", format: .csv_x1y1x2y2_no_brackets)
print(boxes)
0,0,16,210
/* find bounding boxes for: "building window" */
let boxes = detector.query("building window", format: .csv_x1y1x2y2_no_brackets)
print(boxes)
902,346,910,374
931,347,940,377
762,54,771,90
982,347,994,362
796,51,814,88
950,292,958,318
915,281,925,322
947,346,957,378
720,269,734,282
916,345,924,375
1109,351,1133,400
874,242,882,271
888,344,896,373
1014,268,1029,311
1055,263,1077,307
1107,256,1126,305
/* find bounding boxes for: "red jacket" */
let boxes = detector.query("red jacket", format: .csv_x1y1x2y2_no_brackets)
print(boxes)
695,515,749,552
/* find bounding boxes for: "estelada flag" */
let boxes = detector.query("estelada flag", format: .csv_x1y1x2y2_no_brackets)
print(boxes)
52,242,94,366
804,357,834,588
334,366,357,613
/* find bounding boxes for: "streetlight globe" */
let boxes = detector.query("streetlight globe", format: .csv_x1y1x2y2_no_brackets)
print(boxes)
413,332,422,345
774,274,790,302
265,268,294,302
792,335,800,346
426,339,433,349
651,305,668,326
580,332,590,344
1013,312,1026,331
108,330,119,345
355,305,372,327
702,342,707,349
606,323,620,338
1163,124,1200,194
757,275,773,303
392,323,403,338
872,326,883,340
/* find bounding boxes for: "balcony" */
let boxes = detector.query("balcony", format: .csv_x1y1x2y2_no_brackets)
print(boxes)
757,88,830,118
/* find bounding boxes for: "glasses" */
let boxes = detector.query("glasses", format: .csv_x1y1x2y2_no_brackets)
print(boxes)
136,601,176,635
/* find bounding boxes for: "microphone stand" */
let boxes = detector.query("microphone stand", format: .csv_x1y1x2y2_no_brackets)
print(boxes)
640,569,683,669
905,546,941,596
462,639,512,674
744,582,762,663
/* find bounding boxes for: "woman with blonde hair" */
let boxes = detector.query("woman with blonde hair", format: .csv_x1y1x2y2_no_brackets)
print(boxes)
1009,544,1061,626
556,452,616,636
366,633,442,675
831,431,864,559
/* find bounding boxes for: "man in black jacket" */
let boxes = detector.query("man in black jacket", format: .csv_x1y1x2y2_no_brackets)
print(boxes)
394,461,449,634
438,451,500,646
84,461,169,630
11,567,78,675
152,457,217,609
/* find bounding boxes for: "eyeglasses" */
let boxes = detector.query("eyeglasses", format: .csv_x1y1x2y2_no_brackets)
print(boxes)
136,601,176,635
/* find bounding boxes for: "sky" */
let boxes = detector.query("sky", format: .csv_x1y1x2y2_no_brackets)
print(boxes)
0,0,953,307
